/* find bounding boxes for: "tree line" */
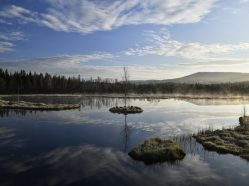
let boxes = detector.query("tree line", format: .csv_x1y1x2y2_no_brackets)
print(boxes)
1,68,249,95
0,68,125,94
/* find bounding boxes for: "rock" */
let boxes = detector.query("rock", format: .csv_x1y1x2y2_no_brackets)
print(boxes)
128,138,186,164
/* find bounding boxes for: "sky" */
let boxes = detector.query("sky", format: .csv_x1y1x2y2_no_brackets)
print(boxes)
1,0,249,80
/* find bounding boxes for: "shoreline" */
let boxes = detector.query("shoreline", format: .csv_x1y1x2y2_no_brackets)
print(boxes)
2,93,249,100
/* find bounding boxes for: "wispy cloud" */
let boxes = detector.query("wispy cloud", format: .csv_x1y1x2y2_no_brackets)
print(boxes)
0,31,25,53
240,0,249,3
0,0,218,34
0,52,114,69
0,31,25,41
0,5,39,24
180,58,249,67
125,28,249,61
0,41,15,53
0,53,182,80
0,18,12,25
0,52,115,76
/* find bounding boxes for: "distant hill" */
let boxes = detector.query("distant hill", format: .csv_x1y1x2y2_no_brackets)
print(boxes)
135,72,249,84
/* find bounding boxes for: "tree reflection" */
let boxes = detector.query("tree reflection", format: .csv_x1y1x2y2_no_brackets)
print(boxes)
0,109,37,118
120,114,132,152
4,96,134,110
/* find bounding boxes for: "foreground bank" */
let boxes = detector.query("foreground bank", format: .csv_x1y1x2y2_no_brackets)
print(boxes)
194,116,249,161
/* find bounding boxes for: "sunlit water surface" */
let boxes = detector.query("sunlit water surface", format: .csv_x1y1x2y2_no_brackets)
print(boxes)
1,96,249,186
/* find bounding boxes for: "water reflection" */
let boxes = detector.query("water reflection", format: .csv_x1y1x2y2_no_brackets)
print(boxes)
0,143,222,186
1,97,249,185
120,114,132,152
0,96,127,118
0,109,38,118
0,127,24,148
4,96,129,108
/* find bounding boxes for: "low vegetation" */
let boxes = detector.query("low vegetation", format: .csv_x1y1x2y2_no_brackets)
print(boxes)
0,98,80,111
128,137,186,164
109,106,143,114
193,120,249,161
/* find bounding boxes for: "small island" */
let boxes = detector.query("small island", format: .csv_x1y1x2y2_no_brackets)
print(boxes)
0,98,80,111
109,106,143,114
128,137,186,164
194,116,249,161
109,67,144,115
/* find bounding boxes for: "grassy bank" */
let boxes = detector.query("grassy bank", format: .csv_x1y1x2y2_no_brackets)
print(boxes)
193,127,249,161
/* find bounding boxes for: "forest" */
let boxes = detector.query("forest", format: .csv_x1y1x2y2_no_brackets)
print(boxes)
1,68,249,95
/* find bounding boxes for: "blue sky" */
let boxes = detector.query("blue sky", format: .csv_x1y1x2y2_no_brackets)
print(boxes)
1,0,249,80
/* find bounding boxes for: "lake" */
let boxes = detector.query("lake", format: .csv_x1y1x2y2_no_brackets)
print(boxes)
1,96,249,186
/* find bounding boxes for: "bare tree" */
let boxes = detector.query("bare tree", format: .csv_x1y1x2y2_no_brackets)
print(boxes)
122,66,129,107
243,105,247,117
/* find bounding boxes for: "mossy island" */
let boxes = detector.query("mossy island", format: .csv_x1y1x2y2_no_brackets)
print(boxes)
194,116,249,161
109,106,143,114
128,137,186,164
0,98,80,111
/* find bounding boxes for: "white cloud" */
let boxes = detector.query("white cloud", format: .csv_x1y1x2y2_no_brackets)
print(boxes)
0,0,218,33
0,31,25,53
125,29,249,60
0,5,39,24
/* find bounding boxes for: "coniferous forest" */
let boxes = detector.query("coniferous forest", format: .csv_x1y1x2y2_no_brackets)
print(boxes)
1,68,249,95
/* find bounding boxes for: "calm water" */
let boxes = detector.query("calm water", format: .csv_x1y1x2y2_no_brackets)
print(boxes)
1,96,249,186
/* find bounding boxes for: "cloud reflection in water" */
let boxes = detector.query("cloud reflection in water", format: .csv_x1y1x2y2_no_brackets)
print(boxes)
0,144,221,186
